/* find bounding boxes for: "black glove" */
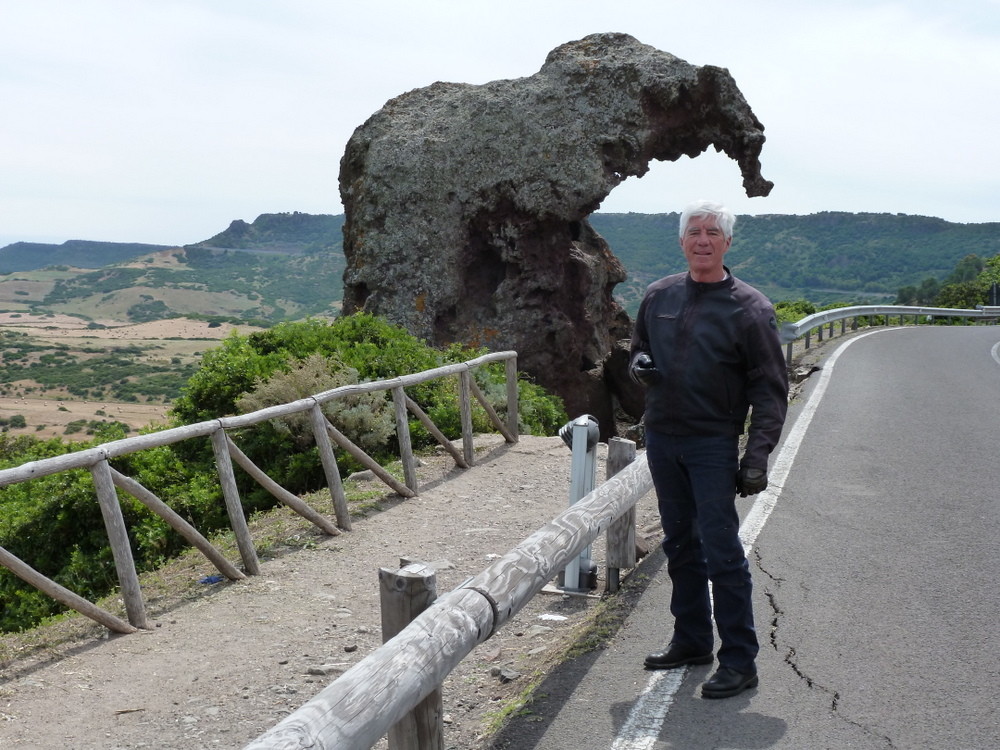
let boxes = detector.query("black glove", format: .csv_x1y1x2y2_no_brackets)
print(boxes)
630,352,660,386
737,467,768,497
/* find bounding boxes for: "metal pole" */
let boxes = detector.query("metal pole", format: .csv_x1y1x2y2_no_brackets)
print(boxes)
560,415,599,591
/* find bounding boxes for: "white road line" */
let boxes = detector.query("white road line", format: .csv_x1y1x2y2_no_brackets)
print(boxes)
610,330,882,749
991,341,1000,367
609,670,685,750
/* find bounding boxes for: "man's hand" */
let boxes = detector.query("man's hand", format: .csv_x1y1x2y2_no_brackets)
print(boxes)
737,467,768,497
630,352,660,386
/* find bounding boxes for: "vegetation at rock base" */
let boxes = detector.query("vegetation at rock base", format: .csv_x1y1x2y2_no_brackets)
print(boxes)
0,314,566,633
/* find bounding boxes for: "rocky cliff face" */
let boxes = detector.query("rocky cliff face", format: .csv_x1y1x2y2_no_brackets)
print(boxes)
339,32,771,435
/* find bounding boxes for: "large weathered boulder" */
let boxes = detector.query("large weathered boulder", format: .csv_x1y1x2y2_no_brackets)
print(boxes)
339,32,771,435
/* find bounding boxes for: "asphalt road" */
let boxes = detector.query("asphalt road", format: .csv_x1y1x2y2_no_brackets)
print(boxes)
493,325,1000,750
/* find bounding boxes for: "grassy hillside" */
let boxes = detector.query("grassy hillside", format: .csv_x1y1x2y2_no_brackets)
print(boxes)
0,214,347,326
0,240,174,273
2,210,996,324
590,212,1000,313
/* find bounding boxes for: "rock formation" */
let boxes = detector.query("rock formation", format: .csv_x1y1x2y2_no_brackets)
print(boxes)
339,32,771,436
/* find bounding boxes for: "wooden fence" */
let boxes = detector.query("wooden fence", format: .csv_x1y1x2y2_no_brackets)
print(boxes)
0,351,520,634
244,437,653,750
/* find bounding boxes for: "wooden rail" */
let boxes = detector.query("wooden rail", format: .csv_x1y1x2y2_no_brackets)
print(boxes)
245,439,652,750
0,351,519,632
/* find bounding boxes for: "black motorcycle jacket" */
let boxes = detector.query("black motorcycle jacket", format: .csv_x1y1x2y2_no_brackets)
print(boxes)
630,270,788,470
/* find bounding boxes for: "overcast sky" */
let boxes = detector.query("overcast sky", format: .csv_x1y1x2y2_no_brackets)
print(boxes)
3,0,999,247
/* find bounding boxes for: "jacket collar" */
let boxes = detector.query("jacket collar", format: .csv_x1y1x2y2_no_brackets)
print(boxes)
686,265,733,291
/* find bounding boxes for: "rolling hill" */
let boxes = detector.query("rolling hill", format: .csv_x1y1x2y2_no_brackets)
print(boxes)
1,210,996,324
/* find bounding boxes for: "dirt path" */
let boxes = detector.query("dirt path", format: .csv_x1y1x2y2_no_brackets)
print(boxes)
0,434,662,750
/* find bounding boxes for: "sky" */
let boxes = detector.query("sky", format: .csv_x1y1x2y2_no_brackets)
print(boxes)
3,0,1000,247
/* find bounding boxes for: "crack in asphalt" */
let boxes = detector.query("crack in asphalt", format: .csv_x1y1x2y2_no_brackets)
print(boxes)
754,547,897,747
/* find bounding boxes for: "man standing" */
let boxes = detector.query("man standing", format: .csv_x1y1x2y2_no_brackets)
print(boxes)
630,200,788,698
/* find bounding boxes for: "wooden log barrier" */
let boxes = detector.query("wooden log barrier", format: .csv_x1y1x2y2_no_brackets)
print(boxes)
243,587,494,750
392,386,419,494
109,468,245,581
463,454,653,634
504,356,519,442
309,403,352,531
226,436,340,537
466,376,516,444
0,545,137,634
404,395,468,469
457,371,475,467
244,455,653,750
324,420,416,499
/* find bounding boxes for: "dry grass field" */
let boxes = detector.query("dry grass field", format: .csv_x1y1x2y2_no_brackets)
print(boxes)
0,313,263,440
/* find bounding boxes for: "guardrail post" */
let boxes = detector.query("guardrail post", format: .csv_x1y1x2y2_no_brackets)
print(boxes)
380,562,442,750
605,437,638,593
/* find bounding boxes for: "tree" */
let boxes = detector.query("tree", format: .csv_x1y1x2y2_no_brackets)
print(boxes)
934,281,984,309
896,285,917,305
944,254,985,284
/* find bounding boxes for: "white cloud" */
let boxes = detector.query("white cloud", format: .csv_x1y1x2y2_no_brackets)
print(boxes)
1,0,998,245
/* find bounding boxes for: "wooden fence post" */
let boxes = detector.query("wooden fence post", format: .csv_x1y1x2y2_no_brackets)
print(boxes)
310,403,352,531
210,427,260,575
393,386,419,493
605,438,638,593
325,419,416,498
505,356,519,442
380,562,443,750
89,458,149,629
458,370,475,467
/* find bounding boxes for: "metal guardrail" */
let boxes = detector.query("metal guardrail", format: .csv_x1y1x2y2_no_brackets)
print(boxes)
780,304,1000,364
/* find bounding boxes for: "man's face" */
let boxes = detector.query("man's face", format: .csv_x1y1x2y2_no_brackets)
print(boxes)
680,215,731,282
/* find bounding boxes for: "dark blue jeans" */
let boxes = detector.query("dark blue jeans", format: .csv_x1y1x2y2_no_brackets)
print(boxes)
645,429,758,673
